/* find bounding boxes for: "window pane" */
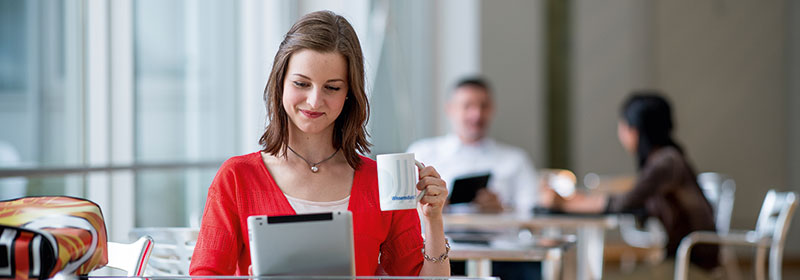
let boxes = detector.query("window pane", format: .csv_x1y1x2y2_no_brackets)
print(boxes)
134,0,238,226
135,168,218,227
368,1,435,154
25,175,86,198
134,0,238,162
0,0,27,91
0,0,84,200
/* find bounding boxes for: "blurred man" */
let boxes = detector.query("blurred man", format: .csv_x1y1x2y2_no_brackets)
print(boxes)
407,77,538,215
408,77,541,280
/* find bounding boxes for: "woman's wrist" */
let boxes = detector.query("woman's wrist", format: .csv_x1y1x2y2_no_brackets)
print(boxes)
421,209,445,235
422,239,450,263
421,210,444,224
418,209,451,276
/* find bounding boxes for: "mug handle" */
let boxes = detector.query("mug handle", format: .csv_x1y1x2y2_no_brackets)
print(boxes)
414,161,427,202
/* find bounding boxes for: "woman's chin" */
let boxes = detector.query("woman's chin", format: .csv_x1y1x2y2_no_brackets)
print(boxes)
294,123,334,135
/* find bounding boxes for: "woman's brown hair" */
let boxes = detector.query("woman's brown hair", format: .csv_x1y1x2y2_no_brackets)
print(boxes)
259,10,371,169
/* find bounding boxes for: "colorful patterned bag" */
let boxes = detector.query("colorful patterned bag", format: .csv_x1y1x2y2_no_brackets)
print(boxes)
0,196,108,279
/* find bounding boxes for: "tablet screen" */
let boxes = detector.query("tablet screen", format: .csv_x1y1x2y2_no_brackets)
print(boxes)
448,172,491,204
247,211,354,276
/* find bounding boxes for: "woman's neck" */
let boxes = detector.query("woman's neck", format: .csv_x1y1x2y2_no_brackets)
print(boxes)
287,126,339,162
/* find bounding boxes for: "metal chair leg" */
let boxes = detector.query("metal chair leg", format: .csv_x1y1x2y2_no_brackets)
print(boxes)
755,245,767,280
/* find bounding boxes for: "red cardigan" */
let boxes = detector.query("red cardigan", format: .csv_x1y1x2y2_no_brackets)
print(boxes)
189,152,424,276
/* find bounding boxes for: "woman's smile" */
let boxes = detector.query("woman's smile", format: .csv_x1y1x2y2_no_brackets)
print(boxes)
300,109,324,119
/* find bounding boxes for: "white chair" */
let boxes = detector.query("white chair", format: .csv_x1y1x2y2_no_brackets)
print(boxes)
617,214,668,265
129,227,198,276
106,236,154,276
582,172,667,268
697,172,736,236
674,190,798,280
697,172,739,279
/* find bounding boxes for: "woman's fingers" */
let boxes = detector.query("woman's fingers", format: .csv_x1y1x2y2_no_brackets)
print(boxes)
414,165,448,215
419,193,447,205
418,165,441,180
417,177,446,193
417,177,447,199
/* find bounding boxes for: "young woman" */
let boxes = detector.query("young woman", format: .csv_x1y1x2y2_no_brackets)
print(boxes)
540,93,719,272
189,11,450,276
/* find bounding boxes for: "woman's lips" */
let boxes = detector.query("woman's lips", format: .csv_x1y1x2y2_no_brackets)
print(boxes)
300,109,324,118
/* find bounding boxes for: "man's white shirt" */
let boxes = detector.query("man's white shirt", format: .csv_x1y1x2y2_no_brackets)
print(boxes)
407,134,538,215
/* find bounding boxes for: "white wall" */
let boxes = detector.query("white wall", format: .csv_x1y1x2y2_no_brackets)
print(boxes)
569,0,796,256
653,0,788,241
786,0,800,256
480,0,546,168
434,0,482,135
411,0,545,167
570,0,653,177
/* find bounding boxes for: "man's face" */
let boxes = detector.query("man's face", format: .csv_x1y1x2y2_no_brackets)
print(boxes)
447,85,494,143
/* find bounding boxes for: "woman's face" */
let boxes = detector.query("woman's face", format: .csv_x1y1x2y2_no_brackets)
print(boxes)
282,49,349,136
617,119,638,154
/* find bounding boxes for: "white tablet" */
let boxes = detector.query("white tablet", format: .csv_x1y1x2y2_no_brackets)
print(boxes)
247,211,355,276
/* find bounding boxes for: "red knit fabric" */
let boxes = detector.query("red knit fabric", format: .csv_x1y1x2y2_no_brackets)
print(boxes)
189,152,424,276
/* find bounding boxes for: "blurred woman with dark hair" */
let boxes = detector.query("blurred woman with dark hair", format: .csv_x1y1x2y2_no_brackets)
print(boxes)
540,92,719,275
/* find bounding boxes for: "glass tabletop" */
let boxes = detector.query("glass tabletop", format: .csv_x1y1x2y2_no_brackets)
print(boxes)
76,276,498,280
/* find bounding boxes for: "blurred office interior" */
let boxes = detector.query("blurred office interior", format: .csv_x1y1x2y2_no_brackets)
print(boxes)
0,0,798,275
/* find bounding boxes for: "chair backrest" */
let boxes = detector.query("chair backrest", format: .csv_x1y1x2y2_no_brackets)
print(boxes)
753,190,798,280
618,214,668,250
106,236,154,276
754,190,797,241
697,172,736,235
129,227,198,276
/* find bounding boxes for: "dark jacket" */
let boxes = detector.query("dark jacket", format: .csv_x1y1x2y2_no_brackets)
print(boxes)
607,146,719,270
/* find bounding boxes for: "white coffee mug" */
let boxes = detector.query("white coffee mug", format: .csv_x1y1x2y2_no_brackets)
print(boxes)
376,153,427,211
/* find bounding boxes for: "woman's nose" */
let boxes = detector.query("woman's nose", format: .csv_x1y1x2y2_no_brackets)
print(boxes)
306,87,323,108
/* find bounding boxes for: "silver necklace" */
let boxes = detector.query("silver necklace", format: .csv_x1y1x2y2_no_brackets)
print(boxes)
287,146,340,173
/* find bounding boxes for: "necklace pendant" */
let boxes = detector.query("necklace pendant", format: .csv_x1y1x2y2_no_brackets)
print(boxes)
310,165,319,173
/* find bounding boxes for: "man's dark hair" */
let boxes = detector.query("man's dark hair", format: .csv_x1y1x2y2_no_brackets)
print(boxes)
454,76,492,94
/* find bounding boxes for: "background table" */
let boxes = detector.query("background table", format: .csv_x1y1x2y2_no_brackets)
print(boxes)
444,213,618,280
449,235,574,279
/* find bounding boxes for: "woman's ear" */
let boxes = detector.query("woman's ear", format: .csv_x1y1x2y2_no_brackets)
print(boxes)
617,121,638,154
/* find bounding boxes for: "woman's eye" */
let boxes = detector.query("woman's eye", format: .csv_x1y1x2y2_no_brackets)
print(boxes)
325,85,341,91
293,81,309,87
